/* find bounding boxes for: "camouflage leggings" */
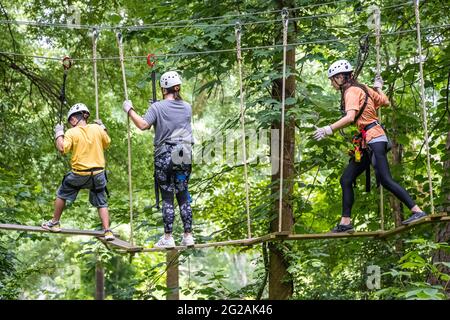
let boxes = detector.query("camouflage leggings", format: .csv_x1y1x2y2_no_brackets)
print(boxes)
154,146,193,233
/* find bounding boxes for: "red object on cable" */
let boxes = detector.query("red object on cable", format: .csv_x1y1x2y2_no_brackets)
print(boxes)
62,56,73,70
147,53,156,68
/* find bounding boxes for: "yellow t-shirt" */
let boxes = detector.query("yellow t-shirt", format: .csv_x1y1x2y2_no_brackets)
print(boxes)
63,124,111,175
344,85,390,143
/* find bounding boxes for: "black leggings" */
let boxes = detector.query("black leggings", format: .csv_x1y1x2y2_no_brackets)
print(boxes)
340,141,416,217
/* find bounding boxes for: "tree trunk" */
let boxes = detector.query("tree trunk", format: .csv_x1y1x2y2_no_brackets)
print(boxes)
427,83,450,294
269,0,296,300
95,259,105,300
166,251,179,300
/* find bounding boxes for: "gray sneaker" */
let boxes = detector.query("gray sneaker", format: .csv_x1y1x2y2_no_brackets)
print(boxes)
402,211,427,225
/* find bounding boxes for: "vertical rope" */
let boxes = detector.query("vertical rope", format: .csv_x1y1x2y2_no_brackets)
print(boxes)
116,31,134,244
373,7,384,230
414,0,435,215
235,22,252,239
278,9,288,233
92,28,99,120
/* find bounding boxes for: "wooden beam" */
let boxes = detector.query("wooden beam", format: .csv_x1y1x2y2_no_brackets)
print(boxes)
97,237,142,251
0,223,142,251
166,251,179,300
0,223,105,236
140,238,256,253
379,215,450,239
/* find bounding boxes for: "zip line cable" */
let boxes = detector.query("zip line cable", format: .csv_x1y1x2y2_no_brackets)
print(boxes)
0,1,412,31
1,23,447,63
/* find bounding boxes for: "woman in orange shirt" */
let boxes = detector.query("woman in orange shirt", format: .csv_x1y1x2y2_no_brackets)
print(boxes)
313,59,427,233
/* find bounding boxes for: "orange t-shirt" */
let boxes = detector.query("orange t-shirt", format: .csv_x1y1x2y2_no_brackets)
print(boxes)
344,85,390,143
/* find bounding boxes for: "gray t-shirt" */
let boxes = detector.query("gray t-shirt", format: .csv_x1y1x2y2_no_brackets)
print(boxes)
143,99,193,157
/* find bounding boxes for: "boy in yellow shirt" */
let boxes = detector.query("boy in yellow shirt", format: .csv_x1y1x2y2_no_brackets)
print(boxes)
42,103,115,240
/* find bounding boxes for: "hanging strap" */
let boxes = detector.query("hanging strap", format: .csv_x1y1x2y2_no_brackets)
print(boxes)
353,35,370,80
116,31,135,245
147,53,160,209
59,56,72,123
235,21,252,239
92,27,99,120
414,0,435,215
278,8,289,233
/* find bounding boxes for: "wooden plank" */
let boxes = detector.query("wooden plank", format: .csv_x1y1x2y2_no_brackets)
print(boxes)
0,223,105,236
98,237,142,251
282,231,383,240
140,238,256,253
379,215,450,239
0,223,144,251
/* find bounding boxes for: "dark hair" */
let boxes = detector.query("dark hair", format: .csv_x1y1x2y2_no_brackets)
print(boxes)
336,72,364,115
70,111,89,123
164,85,183,101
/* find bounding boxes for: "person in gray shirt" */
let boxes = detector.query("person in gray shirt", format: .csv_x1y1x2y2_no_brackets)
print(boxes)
123,71,194,248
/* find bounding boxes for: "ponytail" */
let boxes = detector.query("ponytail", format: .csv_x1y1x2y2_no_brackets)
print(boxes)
164,85,183,100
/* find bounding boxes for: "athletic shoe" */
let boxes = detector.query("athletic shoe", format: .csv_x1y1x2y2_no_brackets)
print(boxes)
103,229,115,241
402,211,427,225
41,220,61,232
331,223,355,233
181,234,195,246
155,235,175,248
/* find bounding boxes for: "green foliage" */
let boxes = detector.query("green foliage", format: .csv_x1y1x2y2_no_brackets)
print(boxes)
0,0,449,300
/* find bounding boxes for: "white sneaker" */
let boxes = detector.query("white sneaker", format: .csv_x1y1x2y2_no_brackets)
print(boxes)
155,235,175,248
181,234,195,246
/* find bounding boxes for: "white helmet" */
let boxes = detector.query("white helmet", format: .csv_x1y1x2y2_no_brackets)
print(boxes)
327,59,353,78
67,103,90,122
160,71,182,88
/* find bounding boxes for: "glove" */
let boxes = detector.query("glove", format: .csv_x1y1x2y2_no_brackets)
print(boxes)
94,119,107,131
373,75,384,89
123,100,134,114
54,123,64,140
313,125,333,141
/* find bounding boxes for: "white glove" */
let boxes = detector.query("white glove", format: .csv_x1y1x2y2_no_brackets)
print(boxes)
373,75,384,89
123,100,134,114
94,119,107,131
54,123,64,140
313,125,333,141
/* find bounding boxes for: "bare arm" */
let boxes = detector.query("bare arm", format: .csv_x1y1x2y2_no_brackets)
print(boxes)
128,109,151,130
55,136,64,153
330,109,357,132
